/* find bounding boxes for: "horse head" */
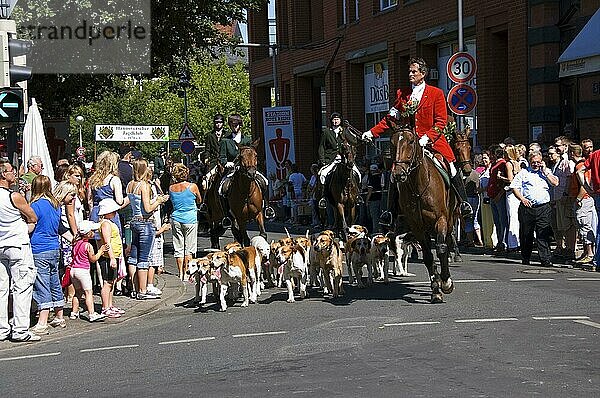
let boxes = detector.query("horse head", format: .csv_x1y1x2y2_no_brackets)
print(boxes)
453,126,472,175
339,140,356,171
391,127,421,183
236,138,260,179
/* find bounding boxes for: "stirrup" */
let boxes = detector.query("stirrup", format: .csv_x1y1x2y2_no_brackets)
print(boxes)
318,198,327,209
221,216,232,228
265,206,276,220
198,203,208,214
460,202,473,218
378,211,393,227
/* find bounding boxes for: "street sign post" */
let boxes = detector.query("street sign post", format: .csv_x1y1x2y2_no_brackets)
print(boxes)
447,52,477,83
180,140,195,155
178,123,195,140
75,146,85,156
447,84,477,115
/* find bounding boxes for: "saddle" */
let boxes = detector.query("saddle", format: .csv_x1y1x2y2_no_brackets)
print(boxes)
423,148,450,188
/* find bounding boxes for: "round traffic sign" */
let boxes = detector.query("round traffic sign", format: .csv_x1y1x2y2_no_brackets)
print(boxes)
180,140,195,155
76,146,85,156
447,52,477,83
447,84,477,115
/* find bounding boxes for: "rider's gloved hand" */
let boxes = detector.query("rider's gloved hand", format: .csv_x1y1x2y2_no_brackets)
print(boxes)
225,162,235,169
389,107,399,118
361,131,374,141
418,134,430,147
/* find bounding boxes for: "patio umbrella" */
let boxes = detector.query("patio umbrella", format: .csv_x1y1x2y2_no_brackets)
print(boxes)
21,98,55,183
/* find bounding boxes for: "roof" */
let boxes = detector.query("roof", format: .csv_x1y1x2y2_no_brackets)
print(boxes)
558,8,600,63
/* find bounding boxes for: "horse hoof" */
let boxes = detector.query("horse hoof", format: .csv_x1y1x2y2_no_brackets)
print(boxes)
453,255,463,263
441,279,454,294
431,293,444,304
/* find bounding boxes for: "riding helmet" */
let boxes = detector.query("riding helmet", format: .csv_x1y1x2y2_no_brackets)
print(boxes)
330,112,342,121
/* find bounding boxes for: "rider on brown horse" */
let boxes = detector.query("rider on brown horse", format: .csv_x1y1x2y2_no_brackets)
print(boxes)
317,112,362,209
218,114,276,225
362,57,473,227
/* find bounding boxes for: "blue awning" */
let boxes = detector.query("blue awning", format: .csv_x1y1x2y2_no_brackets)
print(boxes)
558,8,600,77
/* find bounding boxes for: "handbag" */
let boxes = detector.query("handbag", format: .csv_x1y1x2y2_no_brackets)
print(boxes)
61,265,72,288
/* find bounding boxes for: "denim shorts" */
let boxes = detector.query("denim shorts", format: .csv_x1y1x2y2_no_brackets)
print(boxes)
128,220,155,270
33,249,65,310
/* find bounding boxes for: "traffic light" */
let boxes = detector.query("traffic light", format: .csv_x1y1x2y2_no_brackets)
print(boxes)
0,19,32,89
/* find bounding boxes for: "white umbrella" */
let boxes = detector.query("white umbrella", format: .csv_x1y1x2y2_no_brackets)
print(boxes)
21,98,54,183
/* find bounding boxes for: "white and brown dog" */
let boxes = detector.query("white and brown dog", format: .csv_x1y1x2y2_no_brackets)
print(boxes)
348,236,372,288
276,243,309,303
250,235,270,294
269,236,294,287
186,255,218,304
210,246,260,311
313,230,344,298
345,224,369,284
370,234,391,283
388,233,416,277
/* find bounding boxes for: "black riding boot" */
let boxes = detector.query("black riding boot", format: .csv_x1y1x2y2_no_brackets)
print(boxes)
255,176,276,219
451,171,473,218
379,183,397,228
221,177,232,228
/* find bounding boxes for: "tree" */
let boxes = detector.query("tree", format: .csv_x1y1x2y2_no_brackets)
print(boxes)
70,59,250,159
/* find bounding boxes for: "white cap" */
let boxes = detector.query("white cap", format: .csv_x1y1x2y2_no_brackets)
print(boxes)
79,220,101,234
97,198,120,216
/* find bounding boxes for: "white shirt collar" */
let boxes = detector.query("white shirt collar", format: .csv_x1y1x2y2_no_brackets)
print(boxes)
232,132,241,143
410,82,426,102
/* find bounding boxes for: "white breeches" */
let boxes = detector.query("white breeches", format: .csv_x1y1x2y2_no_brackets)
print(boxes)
318,156,361,185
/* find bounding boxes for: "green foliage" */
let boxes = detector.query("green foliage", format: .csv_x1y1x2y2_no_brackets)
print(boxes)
69,59,250,159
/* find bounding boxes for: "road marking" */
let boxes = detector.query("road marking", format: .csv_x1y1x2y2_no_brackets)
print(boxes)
573,319,600,329
340,325,367,329
80,344,139,353
455,279,497,283
567,278,600,281
510,278,554,282
406,281,430,285
455,318,519,323
158,337,216,345
532,316,590,320
383,321,440,327
0,352,61,362
232,331,288,338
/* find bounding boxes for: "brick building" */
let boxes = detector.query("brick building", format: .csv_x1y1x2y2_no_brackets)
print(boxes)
248,0,600,173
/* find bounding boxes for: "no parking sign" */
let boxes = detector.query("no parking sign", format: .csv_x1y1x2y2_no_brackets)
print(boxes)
447,84,477,115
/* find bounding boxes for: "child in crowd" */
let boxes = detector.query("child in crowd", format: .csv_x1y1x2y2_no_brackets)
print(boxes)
97,198,125,318
70,220,108,322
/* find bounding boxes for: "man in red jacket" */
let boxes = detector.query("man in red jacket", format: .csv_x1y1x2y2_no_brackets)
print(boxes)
362,57,472,226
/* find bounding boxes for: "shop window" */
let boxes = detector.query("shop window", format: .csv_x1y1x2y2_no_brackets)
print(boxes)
380,0,397,11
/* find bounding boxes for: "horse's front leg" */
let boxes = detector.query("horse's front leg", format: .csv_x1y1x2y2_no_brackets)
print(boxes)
336,203,348,241
432,216,451,302
256,211,267,240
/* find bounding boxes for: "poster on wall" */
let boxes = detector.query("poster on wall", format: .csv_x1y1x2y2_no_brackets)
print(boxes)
364,61,389,113
263,106,295,184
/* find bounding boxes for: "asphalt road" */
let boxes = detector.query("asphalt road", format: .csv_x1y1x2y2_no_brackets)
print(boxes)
1,227,599,397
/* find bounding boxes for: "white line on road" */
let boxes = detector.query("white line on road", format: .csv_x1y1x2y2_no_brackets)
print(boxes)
567,278,600,281
158,337,216,345
510,278,554,282
340,325,367,329
232,331,288,338
455,279,497,283
406,281,430,285
80,344,139,353
0,352,61,362
573,319,600,329
383,321,441,327
532,316,590,320
455,318,519,323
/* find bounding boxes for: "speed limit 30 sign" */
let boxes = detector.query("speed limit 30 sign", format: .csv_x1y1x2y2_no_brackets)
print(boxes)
447,52,477,83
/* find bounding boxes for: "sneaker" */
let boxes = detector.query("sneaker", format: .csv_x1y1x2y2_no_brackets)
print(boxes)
574,255,594,264
109,307,125,314
101,308,122,318
147,285,162,295
137,292,160,300
88,312,107,322
11,331,41,342
30,324,49,335
49,318,66,328
69,312,80,320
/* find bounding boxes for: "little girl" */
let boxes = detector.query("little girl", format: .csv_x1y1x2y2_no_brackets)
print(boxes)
70,220,108,322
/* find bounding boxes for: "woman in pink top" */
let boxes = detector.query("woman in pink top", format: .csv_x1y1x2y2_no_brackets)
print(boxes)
69,221,108,322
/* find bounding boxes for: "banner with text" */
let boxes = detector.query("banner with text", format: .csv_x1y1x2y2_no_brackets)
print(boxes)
263,106,295,183
364,61,389,114
95,125,170,142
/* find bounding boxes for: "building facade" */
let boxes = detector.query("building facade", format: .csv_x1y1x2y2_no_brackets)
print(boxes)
248,0,600,172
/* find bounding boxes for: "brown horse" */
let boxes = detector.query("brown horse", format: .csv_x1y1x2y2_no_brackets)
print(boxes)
391,127,457,303
324,139,360,241
452,125,473,176
199,168,226,249
228,140,267,247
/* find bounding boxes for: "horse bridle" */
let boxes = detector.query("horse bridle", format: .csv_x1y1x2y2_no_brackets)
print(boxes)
393,130,423,183
452,135,472,174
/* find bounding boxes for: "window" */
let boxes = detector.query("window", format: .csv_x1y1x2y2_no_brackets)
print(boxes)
339,0,359,26
380,0,397,11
